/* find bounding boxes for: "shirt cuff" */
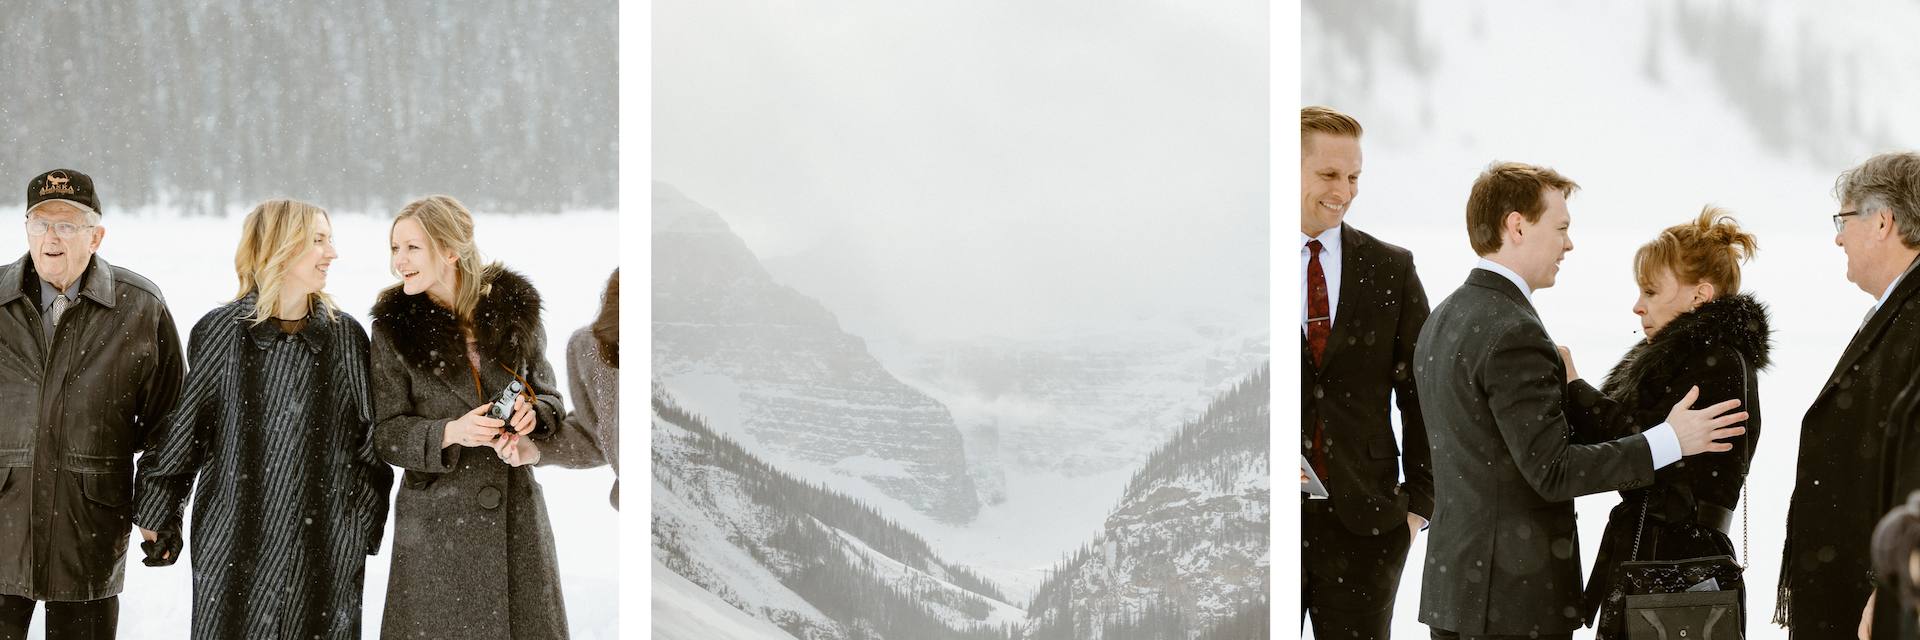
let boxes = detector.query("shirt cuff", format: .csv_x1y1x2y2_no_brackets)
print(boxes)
1644,422,1682,469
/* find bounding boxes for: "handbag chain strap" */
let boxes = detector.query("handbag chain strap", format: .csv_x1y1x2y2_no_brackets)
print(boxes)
1735,349,1751,570
1630,483,1650,562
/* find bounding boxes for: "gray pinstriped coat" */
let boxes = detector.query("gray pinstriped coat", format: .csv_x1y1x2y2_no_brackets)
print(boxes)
370,266,570,640
133,294,393,639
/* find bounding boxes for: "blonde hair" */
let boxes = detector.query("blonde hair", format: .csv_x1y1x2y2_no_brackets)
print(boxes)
1301,106,1363,140
392,195,499,323
1633,205,1758,296
234,199,339,324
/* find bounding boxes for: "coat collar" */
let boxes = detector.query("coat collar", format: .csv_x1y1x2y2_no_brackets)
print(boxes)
1599,293,1773,403
0,253,118,310
1467,267,1536,318
370,265,544,375
237,293,333,354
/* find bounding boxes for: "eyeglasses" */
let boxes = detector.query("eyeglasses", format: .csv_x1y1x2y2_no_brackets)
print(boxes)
25,219,94,238
1833,210,1860,233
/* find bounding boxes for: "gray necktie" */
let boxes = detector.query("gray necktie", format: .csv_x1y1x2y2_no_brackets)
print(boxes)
48,294,70,336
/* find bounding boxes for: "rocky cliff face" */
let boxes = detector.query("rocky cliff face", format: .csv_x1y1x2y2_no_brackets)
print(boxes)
652,182,980,522
1024,366,1271,640
653,386,1022,640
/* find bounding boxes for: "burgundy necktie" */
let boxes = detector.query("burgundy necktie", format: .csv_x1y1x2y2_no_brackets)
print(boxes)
1307,240,1331,365
1307,239,1331,480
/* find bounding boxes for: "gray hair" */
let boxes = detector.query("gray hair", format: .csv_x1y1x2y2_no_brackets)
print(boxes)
1835,152,1920,248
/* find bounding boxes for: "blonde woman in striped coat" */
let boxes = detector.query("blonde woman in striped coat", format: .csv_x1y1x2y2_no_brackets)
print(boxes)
132,199,394,639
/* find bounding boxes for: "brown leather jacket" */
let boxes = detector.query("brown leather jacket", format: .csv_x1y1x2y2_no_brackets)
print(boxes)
0,254,184,601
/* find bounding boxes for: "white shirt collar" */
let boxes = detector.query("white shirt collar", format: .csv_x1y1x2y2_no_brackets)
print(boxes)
1301,225,1341,251
1875,256,1920,313
1475,258,1533,300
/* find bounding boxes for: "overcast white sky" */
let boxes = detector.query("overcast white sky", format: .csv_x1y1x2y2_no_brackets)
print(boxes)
654,0,1268,343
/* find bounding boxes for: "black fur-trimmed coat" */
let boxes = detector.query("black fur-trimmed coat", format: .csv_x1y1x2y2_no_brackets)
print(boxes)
1565,293,1773,639
369,266,572,639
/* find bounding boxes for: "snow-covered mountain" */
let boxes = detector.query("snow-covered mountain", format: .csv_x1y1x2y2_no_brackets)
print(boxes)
1023,366,1270,640
652,182,980,522
878,324,1270,490
653,385,1024,640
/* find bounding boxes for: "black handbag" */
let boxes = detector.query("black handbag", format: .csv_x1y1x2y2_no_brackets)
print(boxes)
1620,552,1743,640
1621,351,1752,640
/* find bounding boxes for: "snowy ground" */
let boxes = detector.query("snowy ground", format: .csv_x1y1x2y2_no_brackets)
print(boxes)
653,558,792,640
10,208,619,639
1301,3,1910,639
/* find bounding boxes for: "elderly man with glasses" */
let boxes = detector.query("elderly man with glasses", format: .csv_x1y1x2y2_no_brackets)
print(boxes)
0,169,184,640
1780,152,1920,640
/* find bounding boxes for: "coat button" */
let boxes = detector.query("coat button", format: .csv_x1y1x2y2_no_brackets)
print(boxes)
478,486,502,510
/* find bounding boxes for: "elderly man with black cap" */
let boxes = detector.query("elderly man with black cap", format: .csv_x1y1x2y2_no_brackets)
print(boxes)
0,169,184,639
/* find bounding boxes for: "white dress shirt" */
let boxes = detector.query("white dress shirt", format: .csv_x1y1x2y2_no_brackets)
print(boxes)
1302,227,1343,332
1473,258,1682,469
1873,259,1917,317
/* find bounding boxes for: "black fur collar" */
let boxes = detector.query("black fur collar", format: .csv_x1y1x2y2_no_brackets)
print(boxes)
371,265,545,374
1599,293,1773,404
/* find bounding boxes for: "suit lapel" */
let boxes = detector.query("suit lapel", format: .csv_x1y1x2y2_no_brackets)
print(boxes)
1317,224,1367,370
1818,256,1920,396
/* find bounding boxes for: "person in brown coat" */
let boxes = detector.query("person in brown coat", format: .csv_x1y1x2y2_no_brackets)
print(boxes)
0,168,186,640
370,195,571,639
539,269,618,507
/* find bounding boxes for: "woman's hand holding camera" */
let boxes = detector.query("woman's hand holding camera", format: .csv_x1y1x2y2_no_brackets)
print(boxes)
492,396,542,466
443,403,506,449
505,394,536,436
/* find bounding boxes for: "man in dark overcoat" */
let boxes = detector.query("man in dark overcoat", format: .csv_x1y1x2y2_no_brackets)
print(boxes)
1781,152,1920,640
0,169,185,639
1414,161,1748,640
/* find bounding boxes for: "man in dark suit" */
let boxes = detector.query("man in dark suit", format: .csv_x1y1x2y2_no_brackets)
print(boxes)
1413,162,1749,640
1782,152,1920,640
1298,105,1434,640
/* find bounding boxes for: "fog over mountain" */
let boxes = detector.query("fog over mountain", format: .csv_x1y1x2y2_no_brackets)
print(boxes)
654,0,1268,345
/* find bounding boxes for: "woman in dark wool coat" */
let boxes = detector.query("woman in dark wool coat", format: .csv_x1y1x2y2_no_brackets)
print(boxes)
132,199,394,639
370,194,571,639
1561,207,1772,640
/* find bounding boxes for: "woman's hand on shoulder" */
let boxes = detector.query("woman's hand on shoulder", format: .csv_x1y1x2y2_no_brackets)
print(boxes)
1557,344,1580,382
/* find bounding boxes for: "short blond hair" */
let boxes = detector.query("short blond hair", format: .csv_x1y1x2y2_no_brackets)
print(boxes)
1302,106,1363,138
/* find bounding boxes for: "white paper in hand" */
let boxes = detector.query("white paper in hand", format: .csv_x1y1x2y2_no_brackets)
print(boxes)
1301,454,1329,499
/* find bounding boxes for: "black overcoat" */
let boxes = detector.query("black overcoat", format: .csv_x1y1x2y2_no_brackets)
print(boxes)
1782,258,1920,637
0,255,185,602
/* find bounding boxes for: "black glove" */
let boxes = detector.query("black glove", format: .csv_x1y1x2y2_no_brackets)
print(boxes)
140,530,182,567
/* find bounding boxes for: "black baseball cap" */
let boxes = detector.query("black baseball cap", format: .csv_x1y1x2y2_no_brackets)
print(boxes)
26,169,100,216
